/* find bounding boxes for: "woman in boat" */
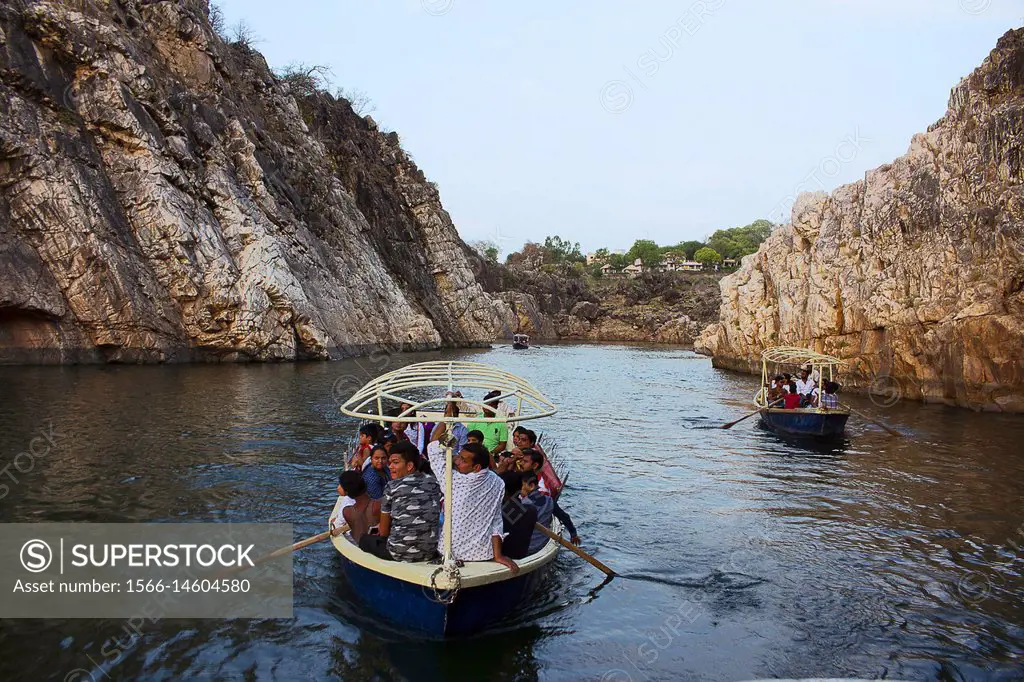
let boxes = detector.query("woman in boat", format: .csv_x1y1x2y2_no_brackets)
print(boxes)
767,375,787,404
362,444,391,500
338,470,380,543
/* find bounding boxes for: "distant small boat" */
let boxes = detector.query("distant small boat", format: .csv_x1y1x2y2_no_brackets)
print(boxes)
512,333,530,350
755,346,850,438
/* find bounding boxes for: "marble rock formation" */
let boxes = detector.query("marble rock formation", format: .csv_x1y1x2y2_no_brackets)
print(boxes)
0,0,504,363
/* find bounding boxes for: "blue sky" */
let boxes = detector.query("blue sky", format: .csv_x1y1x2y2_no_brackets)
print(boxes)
215,0,1020,255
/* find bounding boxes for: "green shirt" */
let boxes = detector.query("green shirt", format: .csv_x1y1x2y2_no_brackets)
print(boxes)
465,421,508,452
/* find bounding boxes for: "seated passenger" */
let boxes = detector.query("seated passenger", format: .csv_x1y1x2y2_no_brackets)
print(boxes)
524,449,560,497
819,381,840,409
362,444,391,499
428,424,519,572
465,391,509,456
350,423,379,470
520,433,563,498
339,470,380,544
358,441,440,562
390,418,410,442
783,381,803,409
519,470,554,555
466,429,485,446
523,450,581,545
767,375,787,404
499,471,537,560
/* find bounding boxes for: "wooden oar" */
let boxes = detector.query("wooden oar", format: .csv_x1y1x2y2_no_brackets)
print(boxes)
849,407,904,437
721,399,781,429
535,523,616,577
213,524,349,578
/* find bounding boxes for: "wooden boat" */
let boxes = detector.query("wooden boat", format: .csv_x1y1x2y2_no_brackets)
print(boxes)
333,361,561,636
512,333,530,350
755,347,850,438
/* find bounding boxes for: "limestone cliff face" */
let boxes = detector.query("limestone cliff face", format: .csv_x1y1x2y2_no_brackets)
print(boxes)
697,29,1024,411
0,0,505,363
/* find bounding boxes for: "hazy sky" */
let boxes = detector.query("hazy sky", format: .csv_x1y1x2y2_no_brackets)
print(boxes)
216,0,1019,255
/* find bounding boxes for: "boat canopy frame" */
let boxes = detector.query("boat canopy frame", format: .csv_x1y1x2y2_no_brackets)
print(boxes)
339,360,557,425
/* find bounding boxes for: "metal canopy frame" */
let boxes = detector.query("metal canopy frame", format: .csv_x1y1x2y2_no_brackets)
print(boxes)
339,360,557,425
760,346,843,367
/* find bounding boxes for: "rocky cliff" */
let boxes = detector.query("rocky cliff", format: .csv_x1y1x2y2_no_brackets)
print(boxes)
697,29,1024,411
476,259,720,345
0,0,508,363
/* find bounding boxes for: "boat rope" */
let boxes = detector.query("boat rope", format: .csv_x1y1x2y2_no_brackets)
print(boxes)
427,561,462,605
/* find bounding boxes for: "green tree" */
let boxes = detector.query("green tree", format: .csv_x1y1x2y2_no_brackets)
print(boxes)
593,247,610,262
706,219,774,259
694,247,723,266
608,253,631,271
542,235,584,264
626,239,663,267
678,240,706,260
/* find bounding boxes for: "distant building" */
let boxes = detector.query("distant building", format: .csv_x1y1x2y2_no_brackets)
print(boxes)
679,260,703,271
623,258,644,278
723,257,738,268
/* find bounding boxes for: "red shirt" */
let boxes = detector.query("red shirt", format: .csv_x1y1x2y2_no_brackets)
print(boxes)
783,393,802,409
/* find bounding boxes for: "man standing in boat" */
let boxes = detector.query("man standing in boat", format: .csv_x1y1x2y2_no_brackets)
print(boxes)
429,422,519,573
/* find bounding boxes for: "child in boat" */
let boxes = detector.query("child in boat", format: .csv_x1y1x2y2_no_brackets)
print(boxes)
349,423,379,470
767,375,787,404
362,444,391,500
500,471,537,560
783,381,802,409
519,470,554,555
338,470,381,544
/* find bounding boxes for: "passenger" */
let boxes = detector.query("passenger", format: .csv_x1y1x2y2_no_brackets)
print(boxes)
520,431,562,499
783,381,803,409
767,375,787,404
390,418,410,442
795,369,816,400
428,423,519,572
430,399,468,453
524,449,580,544
399,402,425,451
339,470,380,544
465,390,509,457
350,423,379,470
519,470,554,555
820,381,841,409
362,444,391,499
499,471,537,560
358,441,440,562
466,429,485,446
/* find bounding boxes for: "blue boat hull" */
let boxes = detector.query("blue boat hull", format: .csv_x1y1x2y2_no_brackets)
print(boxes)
759,409,849,437
337,555,549,637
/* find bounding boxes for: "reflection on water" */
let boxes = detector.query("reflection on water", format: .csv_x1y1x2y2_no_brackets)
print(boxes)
1,344,1023,680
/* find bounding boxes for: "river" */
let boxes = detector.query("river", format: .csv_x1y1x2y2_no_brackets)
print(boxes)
1,344,1022,681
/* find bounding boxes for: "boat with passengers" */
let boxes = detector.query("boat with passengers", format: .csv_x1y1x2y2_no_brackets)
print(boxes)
332,361,563,636
754,346,851,437
512,333,530,350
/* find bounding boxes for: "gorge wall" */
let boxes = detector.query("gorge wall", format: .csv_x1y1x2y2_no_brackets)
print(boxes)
697,29,1024,412
0,0,511,363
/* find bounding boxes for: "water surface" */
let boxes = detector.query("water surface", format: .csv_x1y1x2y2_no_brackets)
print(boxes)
1,344,1023,681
